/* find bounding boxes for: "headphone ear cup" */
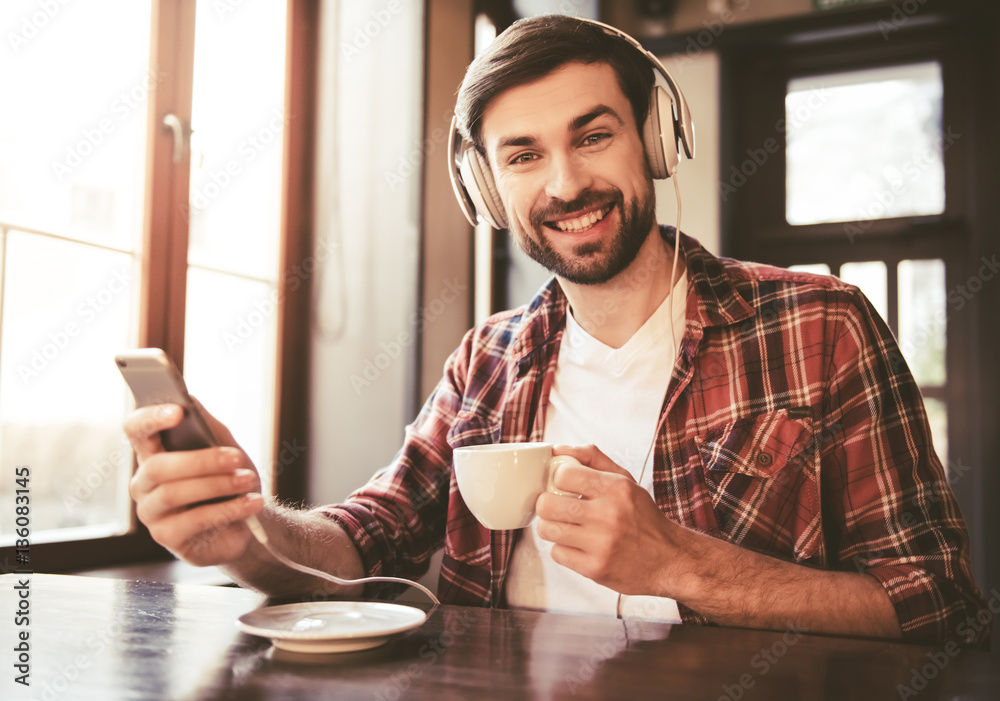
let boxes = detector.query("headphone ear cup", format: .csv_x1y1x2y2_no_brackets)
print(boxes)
459,147,507,230
643,85,680,179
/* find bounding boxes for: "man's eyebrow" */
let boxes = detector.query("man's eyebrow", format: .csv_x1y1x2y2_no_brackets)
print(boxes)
494,105,625,152
496,134,537,151
569,105,624,132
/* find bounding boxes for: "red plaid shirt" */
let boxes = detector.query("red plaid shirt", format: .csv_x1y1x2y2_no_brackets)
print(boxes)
319,228,988,646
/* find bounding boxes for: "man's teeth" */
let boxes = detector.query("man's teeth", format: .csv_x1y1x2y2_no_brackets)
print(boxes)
552,207,610,232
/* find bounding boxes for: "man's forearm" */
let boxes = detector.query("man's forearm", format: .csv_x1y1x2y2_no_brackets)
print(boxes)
223,501,366,599
672,528,902,639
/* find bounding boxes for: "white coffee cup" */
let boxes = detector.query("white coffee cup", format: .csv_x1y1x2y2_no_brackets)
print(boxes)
452,442,581,530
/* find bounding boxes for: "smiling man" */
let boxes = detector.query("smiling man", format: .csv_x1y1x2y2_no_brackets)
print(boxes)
125,15,989,647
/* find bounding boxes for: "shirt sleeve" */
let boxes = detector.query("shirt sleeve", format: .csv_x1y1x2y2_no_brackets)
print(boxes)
821,287,989,646
311,330,473,599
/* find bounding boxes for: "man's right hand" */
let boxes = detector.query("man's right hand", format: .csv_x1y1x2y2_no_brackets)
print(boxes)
124,402,265,567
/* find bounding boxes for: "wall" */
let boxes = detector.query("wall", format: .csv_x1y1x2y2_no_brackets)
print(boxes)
309,0,425,505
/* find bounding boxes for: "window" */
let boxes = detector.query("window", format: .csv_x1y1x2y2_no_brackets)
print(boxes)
785,62,944,226
0,1,316,571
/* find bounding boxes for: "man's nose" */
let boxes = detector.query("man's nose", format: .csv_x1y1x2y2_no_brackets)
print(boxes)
544,153,592,203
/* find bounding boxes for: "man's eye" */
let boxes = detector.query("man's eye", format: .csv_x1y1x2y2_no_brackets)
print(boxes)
583,133,610,146
509,152,537,165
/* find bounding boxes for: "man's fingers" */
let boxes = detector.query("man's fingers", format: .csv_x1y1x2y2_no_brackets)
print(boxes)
136,469,260,524
130,446,249,498
548,459,628,498
147,493,265,559
123,404,183,460
536,490,587,524
553,444,633,477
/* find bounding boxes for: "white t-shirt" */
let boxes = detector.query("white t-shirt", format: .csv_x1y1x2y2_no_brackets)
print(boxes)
506,270,688,623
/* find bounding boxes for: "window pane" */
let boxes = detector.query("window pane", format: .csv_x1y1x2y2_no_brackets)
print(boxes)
183,269,277,495
923,397,948,467
898,259,946,386
184,1,287,493
840,261,888,324
787,263,831,275
786,62,944,226
0,1,150,546
0,1,151,251
0,233,136,543
187,0,286,281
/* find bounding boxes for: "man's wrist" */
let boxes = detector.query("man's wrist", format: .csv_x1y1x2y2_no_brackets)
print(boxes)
655,520,708,602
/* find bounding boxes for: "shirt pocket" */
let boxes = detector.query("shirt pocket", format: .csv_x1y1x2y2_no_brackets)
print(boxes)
696,410,813,479
695,410,823,563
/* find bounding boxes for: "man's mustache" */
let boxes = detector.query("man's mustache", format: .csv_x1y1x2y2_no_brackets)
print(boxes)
529,189,624,228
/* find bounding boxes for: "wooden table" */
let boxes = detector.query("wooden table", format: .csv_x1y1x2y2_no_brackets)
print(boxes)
2,573,997,700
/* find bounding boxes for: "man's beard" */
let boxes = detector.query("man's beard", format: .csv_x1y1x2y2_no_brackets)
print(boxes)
512,173,656,286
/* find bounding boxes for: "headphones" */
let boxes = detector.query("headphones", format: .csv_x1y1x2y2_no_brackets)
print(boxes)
447,17,695,230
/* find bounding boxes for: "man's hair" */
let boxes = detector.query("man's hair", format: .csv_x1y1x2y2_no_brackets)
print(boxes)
454,14,655,158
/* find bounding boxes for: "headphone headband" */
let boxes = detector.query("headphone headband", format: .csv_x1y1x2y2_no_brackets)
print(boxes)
449,16,695,229
583,18,695,161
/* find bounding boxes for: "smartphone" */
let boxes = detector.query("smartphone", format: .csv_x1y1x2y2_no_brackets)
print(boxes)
115,348,218,451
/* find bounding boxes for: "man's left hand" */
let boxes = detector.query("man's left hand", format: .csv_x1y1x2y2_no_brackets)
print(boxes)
535,444,687,597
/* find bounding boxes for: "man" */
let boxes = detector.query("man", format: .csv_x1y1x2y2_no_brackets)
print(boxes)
126,15,988,645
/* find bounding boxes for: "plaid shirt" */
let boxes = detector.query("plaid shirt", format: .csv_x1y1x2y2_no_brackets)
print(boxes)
319,228,988,646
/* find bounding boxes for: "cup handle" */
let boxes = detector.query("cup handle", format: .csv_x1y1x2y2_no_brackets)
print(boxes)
547,455,583,498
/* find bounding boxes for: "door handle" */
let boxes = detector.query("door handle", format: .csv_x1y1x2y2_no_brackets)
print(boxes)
162,114,191,165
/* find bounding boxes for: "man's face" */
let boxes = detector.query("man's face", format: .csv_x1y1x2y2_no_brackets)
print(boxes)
481,61,656,286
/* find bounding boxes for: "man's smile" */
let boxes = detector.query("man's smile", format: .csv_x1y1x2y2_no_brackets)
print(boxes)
544,204,614,233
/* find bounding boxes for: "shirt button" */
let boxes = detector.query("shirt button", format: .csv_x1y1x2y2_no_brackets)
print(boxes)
756,452,773,468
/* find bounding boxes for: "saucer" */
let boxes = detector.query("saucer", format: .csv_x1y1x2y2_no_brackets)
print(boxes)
237,601,428,653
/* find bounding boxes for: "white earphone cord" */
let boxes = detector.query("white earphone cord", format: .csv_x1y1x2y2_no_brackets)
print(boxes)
616,171,682,619
244,513,441,606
